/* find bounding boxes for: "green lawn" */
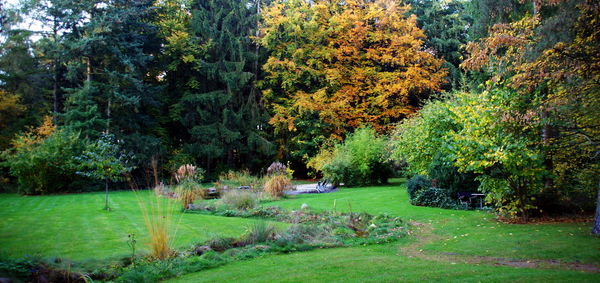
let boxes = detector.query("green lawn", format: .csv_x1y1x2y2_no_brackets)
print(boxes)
171,179,600,282
270,180,600,264
169,244,599,283
0,190,279,262
1,179,599,282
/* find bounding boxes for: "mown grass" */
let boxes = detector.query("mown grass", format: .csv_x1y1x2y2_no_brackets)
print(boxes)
271,179,600,264
166,179,600,282
0,190,280,262
1,179,598,282
168,244,599,283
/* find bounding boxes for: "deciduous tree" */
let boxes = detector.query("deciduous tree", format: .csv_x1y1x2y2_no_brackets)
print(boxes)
260,0,446,162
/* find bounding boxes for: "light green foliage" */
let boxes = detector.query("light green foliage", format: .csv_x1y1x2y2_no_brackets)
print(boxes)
447,90,544,218
393,90,545,218
2,129,89,194
391,98,459,175
317,127,390,187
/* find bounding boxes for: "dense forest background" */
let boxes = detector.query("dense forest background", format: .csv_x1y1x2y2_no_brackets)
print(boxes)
0,0,598,218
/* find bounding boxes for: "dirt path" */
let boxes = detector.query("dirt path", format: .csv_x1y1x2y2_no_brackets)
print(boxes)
400,221,600,273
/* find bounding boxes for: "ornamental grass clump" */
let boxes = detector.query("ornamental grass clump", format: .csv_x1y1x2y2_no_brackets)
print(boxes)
240,221,277,245
176,180,202,210
264,174,292,198
266,162,286,176
175,164,202,183
135,191,179,260
219,190,258,210
173,164,204,209
153,182,166,196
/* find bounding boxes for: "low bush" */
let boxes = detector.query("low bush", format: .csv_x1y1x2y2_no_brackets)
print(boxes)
406,175,458,209
321,152,353,187
315,127,391,187
263,174,292,197
411,187,456,209
406,175,430,199
219,190,258,210
206,236,237,252
2,129,93,195
427,153,479,197
277,224,322,244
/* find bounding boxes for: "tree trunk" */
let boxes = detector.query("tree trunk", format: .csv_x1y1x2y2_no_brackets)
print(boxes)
52,18,60,124
104,178,110,211
151,155,159,188
106,97,111,134
541,109,555,190
592,181,600,235
254,0,261,80
86,56,91,83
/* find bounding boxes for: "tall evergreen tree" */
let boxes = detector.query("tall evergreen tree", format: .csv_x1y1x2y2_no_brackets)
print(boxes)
407,0,472,90
0,11,51,150
157,0,273,176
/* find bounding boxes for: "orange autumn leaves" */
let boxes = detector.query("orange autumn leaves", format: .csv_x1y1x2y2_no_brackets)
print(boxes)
259,0,446,139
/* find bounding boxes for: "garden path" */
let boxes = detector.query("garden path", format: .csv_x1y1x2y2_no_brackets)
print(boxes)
402,221,600,273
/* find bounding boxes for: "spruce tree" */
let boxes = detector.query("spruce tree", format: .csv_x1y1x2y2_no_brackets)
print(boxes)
407,0,471,90
158,0,273,176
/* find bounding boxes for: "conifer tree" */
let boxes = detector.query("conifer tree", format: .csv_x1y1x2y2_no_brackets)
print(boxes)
407,0,471,89
157,0,273,175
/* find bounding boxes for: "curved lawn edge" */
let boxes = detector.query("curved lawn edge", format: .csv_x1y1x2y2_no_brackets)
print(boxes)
165,244,600,283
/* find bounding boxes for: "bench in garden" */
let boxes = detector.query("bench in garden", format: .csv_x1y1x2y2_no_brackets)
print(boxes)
457,192,485,208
